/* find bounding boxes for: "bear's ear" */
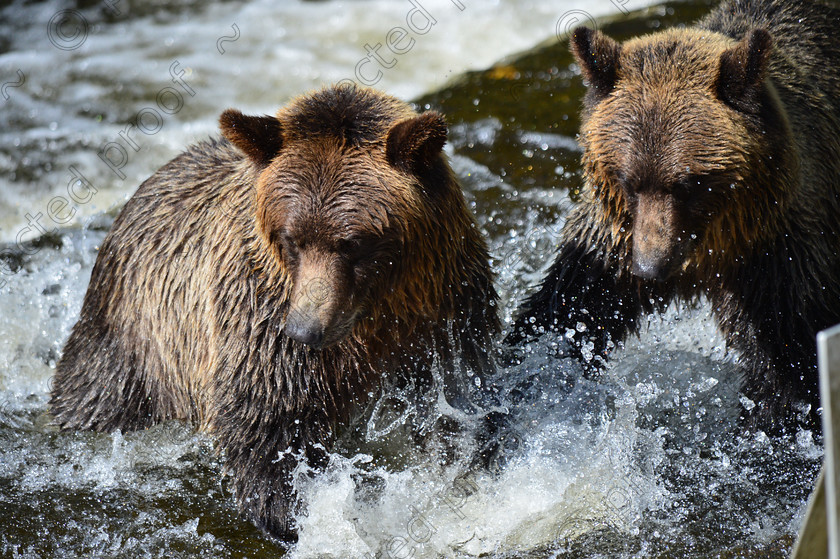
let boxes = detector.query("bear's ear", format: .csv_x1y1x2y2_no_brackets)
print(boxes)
716,29,773,112
570,26,622,98
219,109,284,167
386,111,447,174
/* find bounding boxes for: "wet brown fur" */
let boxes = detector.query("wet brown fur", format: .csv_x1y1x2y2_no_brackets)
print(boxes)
50,84,499,541
578,27,794,274
511,0,840,431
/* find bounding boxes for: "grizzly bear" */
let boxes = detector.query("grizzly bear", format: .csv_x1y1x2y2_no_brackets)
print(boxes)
509,0,840,431
50,84,499,542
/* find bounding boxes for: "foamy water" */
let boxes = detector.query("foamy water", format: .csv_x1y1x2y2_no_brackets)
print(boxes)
0,1,822,557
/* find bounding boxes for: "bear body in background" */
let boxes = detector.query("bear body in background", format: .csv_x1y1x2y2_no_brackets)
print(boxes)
51,85,499,541
510,0,840,430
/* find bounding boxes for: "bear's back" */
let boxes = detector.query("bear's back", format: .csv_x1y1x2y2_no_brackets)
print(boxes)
52,139,258,429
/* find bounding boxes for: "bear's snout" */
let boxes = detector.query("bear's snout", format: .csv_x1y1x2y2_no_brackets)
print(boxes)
284,250,354,349
285,279,334,348
631,253,670,281
285,309,326,347
630,193,683,281
631,233,681,281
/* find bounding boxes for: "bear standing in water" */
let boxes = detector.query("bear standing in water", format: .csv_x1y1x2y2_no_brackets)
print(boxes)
51,85,499,542
510,0,840,430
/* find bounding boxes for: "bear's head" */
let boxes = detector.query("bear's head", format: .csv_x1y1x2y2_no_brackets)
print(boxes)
570,26,796,281
219,85,458,349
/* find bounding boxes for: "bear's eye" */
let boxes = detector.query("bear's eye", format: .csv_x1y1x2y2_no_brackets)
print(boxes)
673,175,703,199
613,170,628,188
613,171,637,202
338,238,369,264
614,171,632,191
278,232,300,259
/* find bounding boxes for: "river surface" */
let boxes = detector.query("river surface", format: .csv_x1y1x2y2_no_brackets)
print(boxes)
0,0,823,557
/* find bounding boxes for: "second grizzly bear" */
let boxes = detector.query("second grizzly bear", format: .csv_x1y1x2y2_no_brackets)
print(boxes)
50,85,499,541
510,0,840,430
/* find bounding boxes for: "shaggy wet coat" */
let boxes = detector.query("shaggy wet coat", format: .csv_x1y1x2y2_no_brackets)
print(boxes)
51,85,499,541
510,0,840,430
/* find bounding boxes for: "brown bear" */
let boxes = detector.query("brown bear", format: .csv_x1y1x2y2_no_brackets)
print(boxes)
50,84,499,542
509,0,840,431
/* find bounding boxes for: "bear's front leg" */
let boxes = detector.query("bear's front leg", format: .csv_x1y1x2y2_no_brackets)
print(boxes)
51,315,182,432
507,206,658,369
216,406,331,544
712,266,824,432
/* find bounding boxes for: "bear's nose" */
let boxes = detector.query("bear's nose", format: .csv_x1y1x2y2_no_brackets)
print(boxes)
284,316,325,348
631,255,669,281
